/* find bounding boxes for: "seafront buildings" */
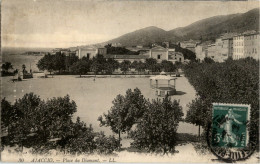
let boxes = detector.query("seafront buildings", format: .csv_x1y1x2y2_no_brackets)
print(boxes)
51,30,259,64
196,31,259,62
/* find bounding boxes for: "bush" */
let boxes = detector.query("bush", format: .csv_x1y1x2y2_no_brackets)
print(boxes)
184,57,259,142
129,96,183,154
98,88,147,146
1,93,119,155
94,132,120,154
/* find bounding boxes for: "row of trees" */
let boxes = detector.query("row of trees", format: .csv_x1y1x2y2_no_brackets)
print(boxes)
184,57,259,141
98,88,183,153
37,53,78,74
1,93,119,155
37,53,181,76
2,89,183,154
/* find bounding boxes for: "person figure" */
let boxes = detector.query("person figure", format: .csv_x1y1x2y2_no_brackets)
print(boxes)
220,108,242,146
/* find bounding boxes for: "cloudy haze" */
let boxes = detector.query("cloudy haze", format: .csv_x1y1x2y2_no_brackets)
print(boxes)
2,0,259,48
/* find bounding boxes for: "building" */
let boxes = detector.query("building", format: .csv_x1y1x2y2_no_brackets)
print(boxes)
221,33,236,58
97,47,107,56
144,46,184,63
244,31,259,60
76,46,107,59
103,54,149,63
111,43,122,47
168,51,184,63
195,44,208,62
196,33,235,62
104,46,184,64
214,38,229,62
51,48,76,56
233,34,245,60
149,46,168,62
179,39,200,53
233,31,259,60
207,44,217,60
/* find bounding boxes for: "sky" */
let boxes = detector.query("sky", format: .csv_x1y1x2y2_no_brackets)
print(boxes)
1,0,259,48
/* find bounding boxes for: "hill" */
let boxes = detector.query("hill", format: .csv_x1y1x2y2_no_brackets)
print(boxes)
103,8,259,46
169,8,260,42
107,26,168,47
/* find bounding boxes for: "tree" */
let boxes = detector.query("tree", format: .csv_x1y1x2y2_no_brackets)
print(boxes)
65,54,79,72
105,44,138,55
1,62,13,72
70,60,91,77
203,57,215,64
53,52,66,73
1,98,14,131
1,93,119,155
91,55,106,75
145,58,157,73
94,132,119,154
98,88,147,148
105,58,119,75
169,44,196,61
184,58,259,145
129,96,183,154
37,53,55,74
120,60,131,75
2,93,77,151
185,98,210,137
130,61,139,69
65,117,96,154
160,60,176,72
135,61,146,74
7,93,42,149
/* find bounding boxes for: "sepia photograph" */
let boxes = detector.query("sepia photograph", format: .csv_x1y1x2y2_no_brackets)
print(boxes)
1,0,259,163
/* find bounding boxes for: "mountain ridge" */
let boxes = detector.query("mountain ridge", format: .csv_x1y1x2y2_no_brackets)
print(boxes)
103,8,259,46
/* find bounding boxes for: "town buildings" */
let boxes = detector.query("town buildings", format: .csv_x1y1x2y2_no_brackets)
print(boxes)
168,51,184,63
195,43,209,62
104,46,184,64
195,31,259,62
53,44,186,64
233,31,259,60
51,48,76,56
243,31,259,60
233,34,245,60
146,46,184,63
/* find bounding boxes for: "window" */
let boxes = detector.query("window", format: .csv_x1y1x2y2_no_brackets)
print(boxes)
157,54,161,59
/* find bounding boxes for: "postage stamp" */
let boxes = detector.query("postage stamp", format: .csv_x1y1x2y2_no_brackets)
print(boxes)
211,103,250,148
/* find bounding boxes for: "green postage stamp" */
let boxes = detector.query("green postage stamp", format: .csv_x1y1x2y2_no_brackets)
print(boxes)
211,103,250,148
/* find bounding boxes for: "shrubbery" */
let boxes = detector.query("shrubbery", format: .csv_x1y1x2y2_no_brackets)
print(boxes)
98,88,147,146
184,57,259,142
129,97,183,153
99,89,183,153
1,93,119,155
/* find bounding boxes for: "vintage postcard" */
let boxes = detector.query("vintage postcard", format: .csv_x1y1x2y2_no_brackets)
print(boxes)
1,0,259,163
